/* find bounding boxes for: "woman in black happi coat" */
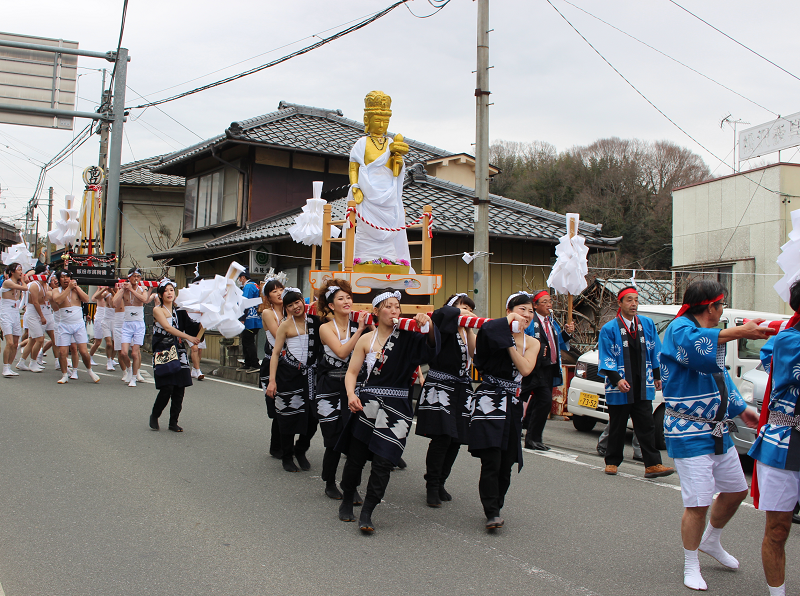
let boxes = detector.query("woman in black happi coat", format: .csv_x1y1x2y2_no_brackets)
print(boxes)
315,279,368,500
415,293,476,507
266,288,320,473
469,291,538,530
337,291,439,533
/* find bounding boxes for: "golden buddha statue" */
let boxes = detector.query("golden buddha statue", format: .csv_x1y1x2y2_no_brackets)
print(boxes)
348,90,412,268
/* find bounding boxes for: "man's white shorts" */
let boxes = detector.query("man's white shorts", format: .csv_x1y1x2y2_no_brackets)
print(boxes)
43,311,55,333
100,315,115,340
57,322,88,347
113,313,124,350
196,340,206,350
24,311,46,339
756,461,800,512
674,446,748,507
0,309,22,337
121,320,145,346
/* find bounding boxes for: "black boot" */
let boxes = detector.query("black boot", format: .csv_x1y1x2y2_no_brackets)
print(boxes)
149,415,159,431
282,457,299,472
338,493,355,521
439,484,452,501
295,450,311,471
353,488,363,506
359,501,377,533
426,487,442,508
325,482,343,500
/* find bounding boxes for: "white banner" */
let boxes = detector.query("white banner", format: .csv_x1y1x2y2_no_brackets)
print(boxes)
739,111,800,161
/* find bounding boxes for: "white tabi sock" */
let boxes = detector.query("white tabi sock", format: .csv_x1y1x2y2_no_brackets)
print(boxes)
684,548,707,591
699,523,739,569
768,584,785,596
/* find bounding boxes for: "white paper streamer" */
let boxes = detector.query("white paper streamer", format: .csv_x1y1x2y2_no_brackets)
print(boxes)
1,235,37,272
288,182,341,246
547,212,589,295
774,208,800,303
174,261,262,338
47,195,81,248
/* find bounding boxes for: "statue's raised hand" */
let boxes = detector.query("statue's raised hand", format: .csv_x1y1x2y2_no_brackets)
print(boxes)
389,134,409,156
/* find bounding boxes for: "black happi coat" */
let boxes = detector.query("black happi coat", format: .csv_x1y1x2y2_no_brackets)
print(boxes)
315,319,362,448
273,314,320,435
337,324,440,466
415,306,472,443
154,309,194,390
468,317,525,470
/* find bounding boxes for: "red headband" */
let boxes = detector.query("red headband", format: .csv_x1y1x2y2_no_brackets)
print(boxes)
675,294,724,319
617,287,638,301
532,290,549,303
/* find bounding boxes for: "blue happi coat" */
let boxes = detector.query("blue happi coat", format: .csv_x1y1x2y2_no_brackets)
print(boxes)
661,315,745,459
749,326,800,471
242,281,263,330
597,315,660,405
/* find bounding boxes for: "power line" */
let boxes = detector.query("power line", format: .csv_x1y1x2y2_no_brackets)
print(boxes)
126,85,204,141
544,1,798,201
558,0,779,117
667,0,800,84
106,0,129,92
405,0,451,18
127,0,411,111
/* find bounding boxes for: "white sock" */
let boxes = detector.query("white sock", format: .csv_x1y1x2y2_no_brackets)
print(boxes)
768,584,785,596
699,523,739,569
3,364,10,373
684,548,707,591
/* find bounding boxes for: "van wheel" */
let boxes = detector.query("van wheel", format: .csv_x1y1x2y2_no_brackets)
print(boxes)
572,415,597,432
654,404,666,450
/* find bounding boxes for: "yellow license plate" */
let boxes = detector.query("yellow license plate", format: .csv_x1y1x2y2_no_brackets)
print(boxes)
578,392,599,409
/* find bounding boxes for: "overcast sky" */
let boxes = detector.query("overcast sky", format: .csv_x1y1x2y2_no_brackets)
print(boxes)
1,0,798,228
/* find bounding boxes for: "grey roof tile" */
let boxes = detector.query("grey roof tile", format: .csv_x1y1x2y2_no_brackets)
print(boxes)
120,155,185,187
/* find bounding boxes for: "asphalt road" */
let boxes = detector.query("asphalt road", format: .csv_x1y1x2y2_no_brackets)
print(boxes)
0,355,794,596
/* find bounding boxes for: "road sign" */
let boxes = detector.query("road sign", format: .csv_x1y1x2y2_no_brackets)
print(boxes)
0,32,79,130
739,111,800,162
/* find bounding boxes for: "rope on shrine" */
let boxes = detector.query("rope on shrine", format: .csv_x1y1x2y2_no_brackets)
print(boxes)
345,205,434,238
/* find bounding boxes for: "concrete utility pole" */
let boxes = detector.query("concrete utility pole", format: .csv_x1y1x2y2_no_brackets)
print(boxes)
104,49,128,255
45,186,53,264
473,0,491,316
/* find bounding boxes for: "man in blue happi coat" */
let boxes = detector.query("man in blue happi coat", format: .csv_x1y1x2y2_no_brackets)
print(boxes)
597,285,674,479
661,280,767,591
749,279,800,596
238,268,263,372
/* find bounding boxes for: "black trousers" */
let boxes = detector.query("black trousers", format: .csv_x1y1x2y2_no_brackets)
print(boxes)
321,447,341,484
605,399,662,468
280,415,318,460
424,435,461,490
152,385,185,425
340,437,393,508
475,443,518,518
525,384,553,443
241,328,260,368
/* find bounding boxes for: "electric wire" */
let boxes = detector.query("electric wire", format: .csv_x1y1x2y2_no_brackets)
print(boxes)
126,85,204,141
106,0,129,93
545,1,797,201
405,0,451,18
126,0,411,110
667,0,800,84
558,0,779,117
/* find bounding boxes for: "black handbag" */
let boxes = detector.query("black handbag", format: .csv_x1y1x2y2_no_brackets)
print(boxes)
153,344,181,377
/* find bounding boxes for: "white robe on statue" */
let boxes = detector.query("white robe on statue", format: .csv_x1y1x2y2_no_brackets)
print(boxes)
348,136,412,266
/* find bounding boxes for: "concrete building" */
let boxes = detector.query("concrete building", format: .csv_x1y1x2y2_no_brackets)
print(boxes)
672,162,800,315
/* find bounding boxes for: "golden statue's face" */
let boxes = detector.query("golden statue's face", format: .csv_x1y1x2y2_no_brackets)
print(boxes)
364,113,390,136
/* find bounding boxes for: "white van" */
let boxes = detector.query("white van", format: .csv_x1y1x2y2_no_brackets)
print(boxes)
567,305,789,451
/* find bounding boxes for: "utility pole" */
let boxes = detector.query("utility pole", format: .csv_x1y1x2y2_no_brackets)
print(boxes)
98,69,110,221
104,49,128,255
45,186,53,264
473,0,491,316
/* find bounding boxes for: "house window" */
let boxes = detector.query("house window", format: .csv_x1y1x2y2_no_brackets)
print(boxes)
184,166,240,231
